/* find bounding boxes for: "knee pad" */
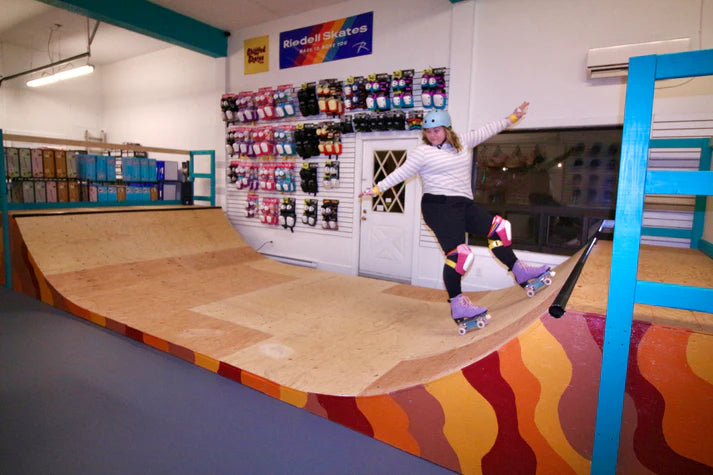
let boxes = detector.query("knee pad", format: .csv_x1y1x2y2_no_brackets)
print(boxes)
488,215,512,247
432,92,447,109
446,244,474,275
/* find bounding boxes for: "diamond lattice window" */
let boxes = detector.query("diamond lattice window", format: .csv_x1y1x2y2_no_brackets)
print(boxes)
372,150,407,213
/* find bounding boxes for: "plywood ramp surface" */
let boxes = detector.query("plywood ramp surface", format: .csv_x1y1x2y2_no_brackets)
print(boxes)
12,207,582,397
568,240,713,334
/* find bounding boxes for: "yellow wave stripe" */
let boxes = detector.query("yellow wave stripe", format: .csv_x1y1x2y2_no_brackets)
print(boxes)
426,371,497,475
687,333,713,386
194,352,220,372
519,321,589,473
639,326,713,467
499,338,575,474
356,395,420,455
280,386,309,408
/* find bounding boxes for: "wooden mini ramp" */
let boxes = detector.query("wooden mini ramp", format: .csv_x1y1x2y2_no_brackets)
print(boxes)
6,206,575,396
5,206,713,474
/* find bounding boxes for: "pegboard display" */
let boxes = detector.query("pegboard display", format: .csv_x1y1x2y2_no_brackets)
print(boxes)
223,67,450,239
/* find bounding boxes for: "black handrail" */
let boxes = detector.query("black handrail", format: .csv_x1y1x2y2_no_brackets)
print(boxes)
549,220,613,318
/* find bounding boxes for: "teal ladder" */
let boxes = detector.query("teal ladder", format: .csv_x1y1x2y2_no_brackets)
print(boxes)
642,137,712,248
591,48,713,473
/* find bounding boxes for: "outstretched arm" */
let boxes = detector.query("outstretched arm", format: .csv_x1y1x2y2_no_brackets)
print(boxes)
508,101,529,123
358,148,425,199
461,101,531,149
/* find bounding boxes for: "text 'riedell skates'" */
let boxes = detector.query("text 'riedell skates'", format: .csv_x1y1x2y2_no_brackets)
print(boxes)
450,294,491,336
512,260,555,298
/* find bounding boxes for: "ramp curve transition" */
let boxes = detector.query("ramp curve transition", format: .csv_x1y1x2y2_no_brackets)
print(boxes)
5,207,713,474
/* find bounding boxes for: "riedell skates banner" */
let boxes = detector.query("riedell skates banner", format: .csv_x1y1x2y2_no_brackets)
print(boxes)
279,11,373,69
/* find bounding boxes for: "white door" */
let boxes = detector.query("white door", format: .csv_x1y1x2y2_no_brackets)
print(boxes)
359,138,419,282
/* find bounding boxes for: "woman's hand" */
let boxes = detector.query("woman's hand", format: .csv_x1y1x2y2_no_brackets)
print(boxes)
358,186,379,198
509,101,530,123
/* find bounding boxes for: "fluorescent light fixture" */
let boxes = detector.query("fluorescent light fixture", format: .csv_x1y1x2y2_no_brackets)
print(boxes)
26,64,94,87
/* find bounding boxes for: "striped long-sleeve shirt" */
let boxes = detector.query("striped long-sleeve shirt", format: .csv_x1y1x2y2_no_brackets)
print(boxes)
375,117,512,200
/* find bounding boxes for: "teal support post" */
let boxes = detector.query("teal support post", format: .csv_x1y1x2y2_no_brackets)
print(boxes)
590,54,658,475
591,48,713,474
189,150,216,207
1,129,10,289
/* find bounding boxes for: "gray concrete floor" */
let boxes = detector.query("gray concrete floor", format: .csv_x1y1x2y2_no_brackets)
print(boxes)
0,287,453,474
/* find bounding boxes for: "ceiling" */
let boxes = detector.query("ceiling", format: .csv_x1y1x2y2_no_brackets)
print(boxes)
0,0,349,66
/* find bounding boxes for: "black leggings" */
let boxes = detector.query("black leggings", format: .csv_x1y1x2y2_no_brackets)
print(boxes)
420,193,517,299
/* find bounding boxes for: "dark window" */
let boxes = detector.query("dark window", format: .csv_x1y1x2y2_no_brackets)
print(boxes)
469,126,621,254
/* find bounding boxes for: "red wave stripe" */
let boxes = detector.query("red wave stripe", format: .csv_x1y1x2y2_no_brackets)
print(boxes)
317,394,373,437
542,313,601,458
391,386,460,472
217,361,242,382
626,322,710,473
462,352,537,474
303,393,328,418
167,342,194,363
498,338,573,473
583,312,606,350
638,326,713,467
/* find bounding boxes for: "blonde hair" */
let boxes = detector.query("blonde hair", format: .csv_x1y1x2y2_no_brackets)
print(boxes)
421,126,463,152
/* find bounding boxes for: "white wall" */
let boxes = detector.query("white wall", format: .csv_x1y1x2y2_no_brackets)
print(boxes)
224,0,713,290
470,0,713,128
101,46,226,201
0,43,103,139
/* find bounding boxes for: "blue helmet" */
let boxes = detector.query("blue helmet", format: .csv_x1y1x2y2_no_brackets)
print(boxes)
422,110,451,129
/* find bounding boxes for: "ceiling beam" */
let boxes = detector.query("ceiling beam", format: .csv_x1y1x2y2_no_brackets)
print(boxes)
36,0,228,58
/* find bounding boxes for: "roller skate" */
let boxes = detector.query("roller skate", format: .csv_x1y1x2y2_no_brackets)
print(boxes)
450,294,491,336
512,260,554,298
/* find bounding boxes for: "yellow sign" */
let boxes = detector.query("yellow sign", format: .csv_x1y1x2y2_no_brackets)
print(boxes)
244,36,269,74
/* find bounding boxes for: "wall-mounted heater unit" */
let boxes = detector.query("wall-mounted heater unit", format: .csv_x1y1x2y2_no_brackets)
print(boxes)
586,38,691,78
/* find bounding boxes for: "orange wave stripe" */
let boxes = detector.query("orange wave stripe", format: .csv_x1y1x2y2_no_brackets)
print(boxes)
241,370,282,399
356,395,420,455
499,338,575,474
519,321,590,473
426,371,498,474
638,326,713,467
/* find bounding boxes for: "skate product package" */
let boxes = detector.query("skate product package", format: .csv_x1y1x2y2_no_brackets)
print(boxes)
420,67,448,110
323,160,340,189
302,199,319,227
280,198,297,232
299,162,319,195
297,82,319,116
391,69,414,109
321,199,339,230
